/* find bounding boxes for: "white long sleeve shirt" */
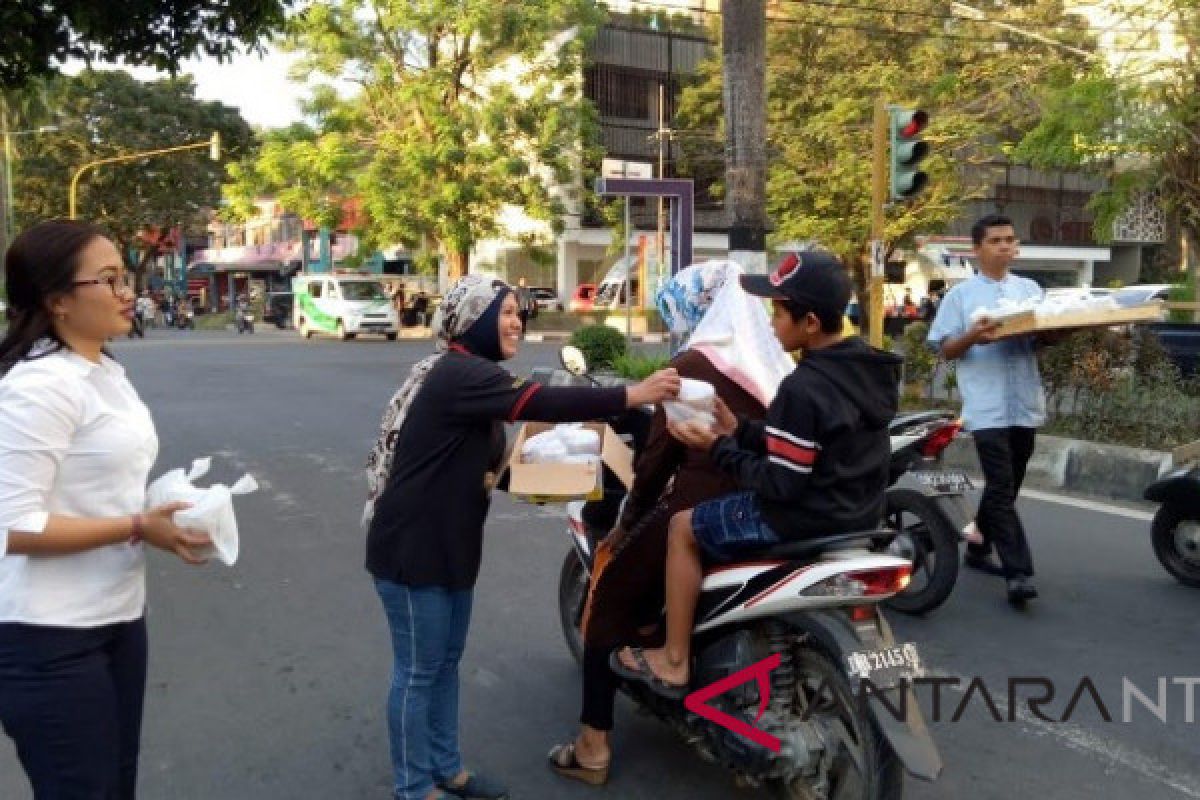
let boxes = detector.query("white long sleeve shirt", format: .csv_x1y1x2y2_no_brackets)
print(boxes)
0,345,159,626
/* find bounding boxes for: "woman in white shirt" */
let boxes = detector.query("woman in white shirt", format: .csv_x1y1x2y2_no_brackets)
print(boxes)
0,220,211,799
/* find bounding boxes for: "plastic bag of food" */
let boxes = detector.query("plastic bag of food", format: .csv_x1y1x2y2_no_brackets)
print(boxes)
144,457,258,566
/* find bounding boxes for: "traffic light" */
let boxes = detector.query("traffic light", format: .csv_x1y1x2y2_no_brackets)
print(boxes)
889,107,929,201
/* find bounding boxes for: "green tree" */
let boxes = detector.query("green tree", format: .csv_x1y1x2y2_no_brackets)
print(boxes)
675,1,1091,328
1011,0,1200,291
228,0,605,280
1,0,291,89
13,70,253,285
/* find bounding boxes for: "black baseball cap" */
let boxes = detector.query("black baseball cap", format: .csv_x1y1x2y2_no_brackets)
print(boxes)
739,251,852,316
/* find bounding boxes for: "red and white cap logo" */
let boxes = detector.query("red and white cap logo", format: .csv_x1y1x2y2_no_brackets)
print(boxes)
768,253,799,287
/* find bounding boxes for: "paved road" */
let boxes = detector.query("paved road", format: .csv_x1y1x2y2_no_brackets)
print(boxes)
2,331,1197,799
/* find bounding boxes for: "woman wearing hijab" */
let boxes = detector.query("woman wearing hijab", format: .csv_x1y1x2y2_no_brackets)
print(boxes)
547,261,794,786
364,275,679,800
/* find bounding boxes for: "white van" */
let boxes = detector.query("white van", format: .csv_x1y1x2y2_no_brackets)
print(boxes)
292,273,400,340
594,256,656,309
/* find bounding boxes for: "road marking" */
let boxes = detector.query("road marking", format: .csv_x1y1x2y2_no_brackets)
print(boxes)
1020,488,1155,522
927,669,1200,798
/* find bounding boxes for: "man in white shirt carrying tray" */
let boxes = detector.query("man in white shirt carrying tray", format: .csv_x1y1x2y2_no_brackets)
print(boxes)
927,213,1053,607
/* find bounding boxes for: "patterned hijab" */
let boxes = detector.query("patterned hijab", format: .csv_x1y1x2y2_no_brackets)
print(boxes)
363,275,510,527
656,260,794,407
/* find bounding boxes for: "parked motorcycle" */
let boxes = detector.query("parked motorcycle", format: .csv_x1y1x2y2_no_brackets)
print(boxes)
1145,439,1200,587
549,347,942,799
881,412,973,614
236,299,255,335
176,306,195,330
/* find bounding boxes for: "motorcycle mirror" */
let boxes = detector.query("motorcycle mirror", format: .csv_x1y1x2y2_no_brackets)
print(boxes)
560,345,588,377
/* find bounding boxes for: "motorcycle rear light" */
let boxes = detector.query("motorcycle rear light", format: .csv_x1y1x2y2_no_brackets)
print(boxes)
803,566,911,598
920,421,962,458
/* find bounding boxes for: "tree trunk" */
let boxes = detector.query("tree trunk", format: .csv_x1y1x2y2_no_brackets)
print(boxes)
721,0,768,274
446,249,468,282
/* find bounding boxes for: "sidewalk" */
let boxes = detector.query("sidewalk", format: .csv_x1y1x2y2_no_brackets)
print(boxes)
940,433,1171,507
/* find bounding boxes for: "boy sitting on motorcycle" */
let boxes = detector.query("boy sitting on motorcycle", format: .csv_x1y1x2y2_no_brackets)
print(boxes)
612,252,902,697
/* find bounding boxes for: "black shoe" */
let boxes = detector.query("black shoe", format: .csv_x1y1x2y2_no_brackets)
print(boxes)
438,771,509,800
964,552,1006,577
1006,576,1038,605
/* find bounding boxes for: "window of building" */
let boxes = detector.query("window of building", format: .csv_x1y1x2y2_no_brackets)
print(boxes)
585,66,652,119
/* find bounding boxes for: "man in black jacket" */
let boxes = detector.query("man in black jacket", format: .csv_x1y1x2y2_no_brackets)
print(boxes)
613,252,902,696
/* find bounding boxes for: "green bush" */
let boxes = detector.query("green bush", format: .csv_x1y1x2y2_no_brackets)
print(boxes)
612,352,670,381
899,321,936,387
568,324,628,370
1037,327,1198,449
1168,280,1196,323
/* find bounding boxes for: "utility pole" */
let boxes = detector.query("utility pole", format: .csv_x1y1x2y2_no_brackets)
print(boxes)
721,0,768,274
869,96,888,350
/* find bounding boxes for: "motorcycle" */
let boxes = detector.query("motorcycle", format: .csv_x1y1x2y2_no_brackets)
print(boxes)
1145,439,1200,587
176,306,195,330
236,302,255,335
549,346,942,799
881,413,973,615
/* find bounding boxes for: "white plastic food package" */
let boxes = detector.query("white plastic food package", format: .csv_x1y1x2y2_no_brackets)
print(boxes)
144,457,258,566
521,424,603,464
664,378,717,427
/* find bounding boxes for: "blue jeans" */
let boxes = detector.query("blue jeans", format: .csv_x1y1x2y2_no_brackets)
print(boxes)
691,491,781,563
375,579,473,800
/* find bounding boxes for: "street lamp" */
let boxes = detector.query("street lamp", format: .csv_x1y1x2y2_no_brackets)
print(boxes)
2,125,60,244
69,131,222,220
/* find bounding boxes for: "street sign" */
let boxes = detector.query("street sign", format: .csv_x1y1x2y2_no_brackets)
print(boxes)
870,239,886,278
601,158,654,179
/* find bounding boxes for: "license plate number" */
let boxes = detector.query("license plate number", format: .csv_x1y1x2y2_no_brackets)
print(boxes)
845,643,923,688
913,470,973,493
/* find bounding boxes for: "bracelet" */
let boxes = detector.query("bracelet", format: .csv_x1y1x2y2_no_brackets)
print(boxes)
130,513,144,545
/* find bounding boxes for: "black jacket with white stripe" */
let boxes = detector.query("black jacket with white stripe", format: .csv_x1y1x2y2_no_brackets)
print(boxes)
710,337,902,540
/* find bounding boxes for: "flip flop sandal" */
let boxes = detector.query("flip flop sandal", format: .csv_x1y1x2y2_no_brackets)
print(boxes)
608,646,688,700
548,742,610,786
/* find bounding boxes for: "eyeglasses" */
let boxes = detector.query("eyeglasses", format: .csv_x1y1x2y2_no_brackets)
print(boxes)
72,274,134,297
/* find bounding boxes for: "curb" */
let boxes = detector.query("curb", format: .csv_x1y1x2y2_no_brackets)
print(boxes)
941,433,1171,506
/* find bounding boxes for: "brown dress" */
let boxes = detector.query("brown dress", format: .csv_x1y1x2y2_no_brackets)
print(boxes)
581,348,768,649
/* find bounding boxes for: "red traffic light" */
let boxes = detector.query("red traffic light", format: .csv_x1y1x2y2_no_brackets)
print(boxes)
900,110,928,139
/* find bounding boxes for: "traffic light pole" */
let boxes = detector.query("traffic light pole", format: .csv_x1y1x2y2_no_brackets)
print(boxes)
869,96,888,350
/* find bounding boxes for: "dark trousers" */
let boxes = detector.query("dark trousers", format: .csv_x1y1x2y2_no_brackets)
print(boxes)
970,427,1037,578
579,504,671,731
0,618,148,800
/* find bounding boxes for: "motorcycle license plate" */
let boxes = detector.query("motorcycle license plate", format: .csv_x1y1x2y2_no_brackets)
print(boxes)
913,469,973,493
844,643,923,689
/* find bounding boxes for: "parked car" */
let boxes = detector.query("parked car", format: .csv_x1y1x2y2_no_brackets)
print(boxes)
529,286,563,312
569,283,596,312
1147,322,1200,378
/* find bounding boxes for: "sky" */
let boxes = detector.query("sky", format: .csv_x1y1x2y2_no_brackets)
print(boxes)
67,47,312,130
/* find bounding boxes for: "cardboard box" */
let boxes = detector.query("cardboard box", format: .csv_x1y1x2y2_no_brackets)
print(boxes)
992,302,1164,339
504,422,634,504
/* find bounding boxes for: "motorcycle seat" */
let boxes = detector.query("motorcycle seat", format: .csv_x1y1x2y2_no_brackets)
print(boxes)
738,529,894,561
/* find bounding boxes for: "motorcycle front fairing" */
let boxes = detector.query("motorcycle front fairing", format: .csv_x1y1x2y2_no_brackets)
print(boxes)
1144,467,1200,505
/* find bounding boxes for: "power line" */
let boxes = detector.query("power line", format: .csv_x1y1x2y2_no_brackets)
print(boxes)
774,0,1172,37
614,0,1076,46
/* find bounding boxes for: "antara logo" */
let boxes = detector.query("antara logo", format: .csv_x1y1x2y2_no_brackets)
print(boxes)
684,654,784,753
